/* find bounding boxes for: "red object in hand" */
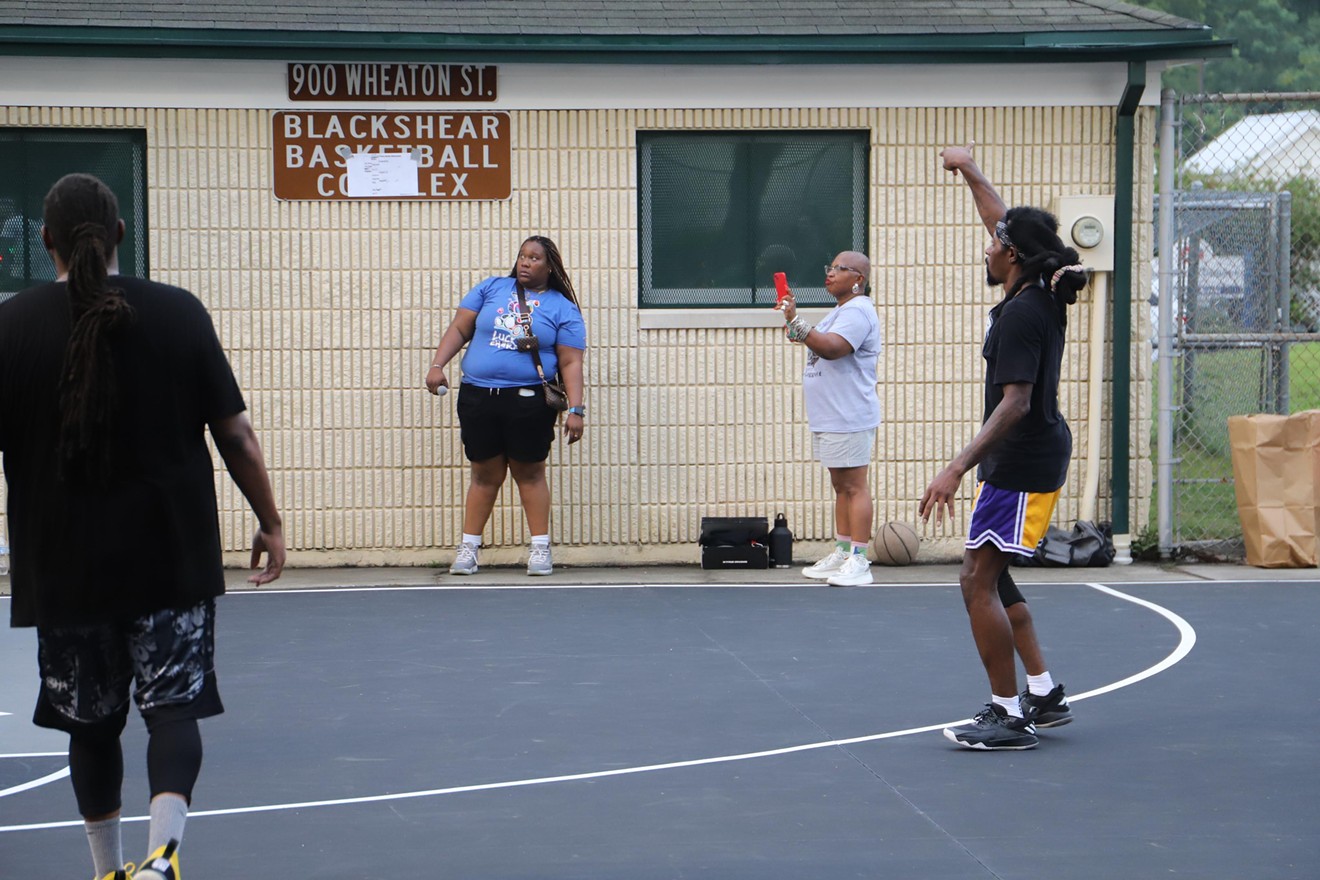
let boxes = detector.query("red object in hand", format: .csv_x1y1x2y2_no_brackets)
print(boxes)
774,272,789,304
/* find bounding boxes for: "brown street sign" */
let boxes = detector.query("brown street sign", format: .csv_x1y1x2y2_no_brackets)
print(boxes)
287,63,497,102
272,111,511,201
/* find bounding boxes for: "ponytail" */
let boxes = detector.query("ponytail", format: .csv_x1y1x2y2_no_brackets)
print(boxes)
1002,207,1088,330
44,174,135,484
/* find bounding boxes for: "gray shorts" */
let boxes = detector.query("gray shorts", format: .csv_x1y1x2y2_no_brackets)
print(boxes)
34,600,223,736
812,428,876,468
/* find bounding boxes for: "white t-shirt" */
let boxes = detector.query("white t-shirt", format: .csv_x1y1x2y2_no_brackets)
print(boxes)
801,296,882,433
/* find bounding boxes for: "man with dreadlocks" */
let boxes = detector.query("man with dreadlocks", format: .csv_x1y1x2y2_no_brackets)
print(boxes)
919,145,1086,751
0,173,284,878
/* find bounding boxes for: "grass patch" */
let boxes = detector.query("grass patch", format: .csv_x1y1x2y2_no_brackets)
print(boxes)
1150,341,1320,542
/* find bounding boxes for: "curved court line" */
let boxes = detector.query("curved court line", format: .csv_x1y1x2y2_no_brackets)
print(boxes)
0,767,69,799
0,581,1196,834
0,753,71,801
1072,582,1197,700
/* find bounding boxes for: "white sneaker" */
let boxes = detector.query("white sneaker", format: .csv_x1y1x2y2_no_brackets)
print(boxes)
527,544,553,576
802,547,849,579
449,542,479,575
827,552,873,587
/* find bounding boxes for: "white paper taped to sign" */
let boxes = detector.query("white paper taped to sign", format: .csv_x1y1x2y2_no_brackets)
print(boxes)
345,150,421,197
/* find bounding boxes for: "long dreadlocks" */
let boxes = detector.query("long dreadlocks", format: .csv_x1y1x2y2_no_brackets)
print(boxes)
999,206,1088,330
44,173,135,484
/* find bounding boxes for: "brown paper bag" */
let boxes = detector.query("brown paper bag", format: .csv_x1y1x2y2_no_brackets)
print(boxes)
1228,410,1320,568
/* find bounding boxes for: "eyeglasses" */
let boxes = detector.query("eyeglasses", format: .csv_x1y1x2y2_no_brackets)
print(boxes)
824,264,863,276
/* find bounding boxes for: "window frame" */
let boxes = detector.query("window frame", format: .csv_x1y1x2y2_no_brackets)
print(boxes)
0,127,149,302
637,129,869,311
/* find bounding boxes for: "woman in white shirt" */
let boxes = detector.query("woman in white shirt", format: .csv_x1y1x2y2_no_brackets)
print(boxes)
778,251,882,587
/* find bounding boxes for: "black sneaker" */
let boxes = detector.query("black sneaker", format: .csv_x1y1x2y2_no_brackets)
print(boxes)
1021,684,1073,728
943,704,1038,750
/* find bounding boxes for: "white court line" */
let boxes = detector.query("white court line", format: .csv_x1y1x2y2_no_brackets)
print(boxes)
220,578,1249,595
1075,582,1197,699
0,754,72,802
0,768,68,798
0,581,1196,834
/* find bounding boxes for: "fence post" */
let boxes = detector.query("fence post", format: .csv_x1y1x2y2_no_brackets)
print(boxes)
1278,190,1292,411
1157,88,1177,558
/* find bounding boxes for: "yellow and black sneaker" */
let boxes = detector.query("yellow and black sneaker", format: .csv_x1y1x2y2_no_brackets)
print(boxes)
134,838,181,879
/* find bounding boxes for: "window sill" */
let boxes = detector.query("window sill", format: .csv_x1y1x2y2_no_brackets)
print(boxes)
638,307,832,330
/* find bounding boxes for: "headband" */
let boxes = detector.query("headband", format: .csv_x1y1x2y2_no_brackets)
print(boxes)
994,219,1013,248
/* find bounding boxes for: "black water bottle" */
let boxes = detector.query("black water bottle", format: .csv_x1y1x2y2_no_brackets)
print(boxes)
768,512,793,568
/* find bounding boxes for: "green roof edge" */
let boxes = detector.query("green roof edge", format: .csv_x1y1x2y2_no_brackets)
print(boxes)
0,24,1233,64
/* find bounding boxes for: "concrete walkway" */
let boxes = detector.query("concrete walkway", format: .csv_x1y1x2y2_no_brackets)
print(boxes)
217,558,1320,592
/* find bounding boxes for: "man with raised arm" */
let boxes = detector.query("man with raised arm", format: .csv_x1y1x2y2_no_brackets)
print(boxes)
920,145,1086,750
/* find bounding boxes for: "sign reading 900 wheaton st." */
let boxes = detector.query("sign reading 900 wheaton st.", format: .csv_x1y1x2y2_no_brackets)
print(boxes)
272,111,511,201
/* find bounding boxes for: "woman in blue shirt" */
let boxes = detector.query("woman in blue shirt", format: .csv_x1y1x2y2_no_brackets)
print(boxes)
425,236,586,576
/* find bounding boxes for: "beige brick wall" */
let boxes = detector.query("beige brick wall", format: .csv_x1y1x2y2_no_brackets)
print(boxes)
0,104,1155,566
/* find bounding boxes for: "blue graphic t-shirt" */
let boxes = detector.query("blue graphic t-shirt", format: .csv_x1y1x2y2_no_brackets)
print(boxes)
458,276,586,387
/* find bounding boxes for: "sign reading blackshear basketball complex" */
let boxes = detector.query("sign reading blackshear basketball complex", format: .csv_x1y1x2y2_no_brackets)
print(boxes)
272,111,511,200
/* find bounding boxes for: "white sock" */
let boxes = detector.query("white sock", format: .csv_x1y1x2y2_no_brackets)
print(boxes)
851,542,868,555
1027,672,1056,697
460,533,482,549
147,792,188,854
835,536,850,551
85,815,123,877
993,694,1023,718
530,535,550,548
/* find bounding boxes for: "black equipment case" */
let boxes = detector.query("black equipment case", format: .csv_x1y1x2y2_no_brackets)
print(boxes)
699,516,769,569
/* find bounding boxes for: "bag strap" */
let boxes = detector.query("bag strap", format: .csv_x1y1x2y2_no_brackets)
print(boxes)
514,284,553,385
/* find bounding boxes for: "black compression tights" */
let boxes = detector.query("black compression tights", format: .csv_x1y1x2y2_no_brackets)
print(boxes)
997,566,1026,609
145,717,203,804
69,717,203,816
68,731,124,818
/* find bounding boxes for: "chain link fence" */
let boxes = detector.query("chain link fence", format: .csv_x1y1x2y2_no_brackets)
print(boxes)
1153,92,1320,556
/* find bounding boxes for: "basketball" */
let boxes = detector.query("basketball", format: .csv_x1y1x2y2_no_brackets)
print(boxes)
871,522,920,566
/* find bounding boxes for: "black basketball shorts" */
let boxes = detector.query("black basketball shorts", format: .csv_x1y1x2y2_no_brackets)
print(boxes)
457,384,559,463
34,599,224,736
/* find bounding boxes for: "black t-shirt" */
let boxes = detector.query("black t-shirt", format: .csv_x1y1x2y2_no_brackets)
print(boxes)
979,284,1072,492
0,277,246,628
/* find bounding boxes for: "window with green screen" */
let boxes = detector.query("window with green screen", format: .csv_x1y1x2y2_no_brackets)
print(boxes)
0,128,148,302
638,131,868,308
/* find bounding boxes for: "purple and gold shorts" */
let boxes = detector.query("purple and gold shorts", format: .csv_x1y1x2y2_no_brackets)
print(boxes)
966,482,1062,557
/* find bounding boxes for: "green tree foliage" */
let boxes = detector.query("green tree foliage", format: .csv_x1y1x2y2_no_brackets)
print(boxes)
1136,2,1320,323
1128,0,1320,92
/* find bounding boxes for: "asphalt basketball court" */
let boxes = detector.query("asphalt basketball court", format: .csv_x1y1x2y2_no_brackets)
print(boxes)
1,562,1316,878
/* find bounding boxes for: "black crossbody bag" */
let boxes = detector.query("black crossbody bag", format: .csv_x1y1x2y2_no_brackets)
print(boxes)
514,285,569,412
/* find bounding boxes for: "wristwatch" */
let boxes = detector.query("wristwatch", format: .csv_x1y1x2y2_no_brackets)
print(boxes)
567,406,586,418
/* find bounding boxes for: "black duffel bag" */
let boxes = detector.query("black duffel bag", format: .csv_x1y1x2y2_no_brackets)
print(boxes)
1018,520,1116,568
